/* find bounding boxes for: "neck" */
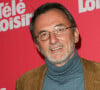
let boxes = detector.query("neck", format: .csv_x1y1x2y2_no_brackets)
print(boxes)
45,50,82,77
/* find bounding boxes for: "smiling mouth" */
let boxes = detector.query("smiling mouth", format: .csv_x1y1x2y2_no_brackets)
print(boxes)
50,46,63,54
50,47,62,51
49,43,63,53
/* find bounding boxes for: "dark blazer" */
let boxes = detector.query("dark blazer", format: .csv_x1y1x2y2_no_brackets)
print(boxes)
15,58,100,90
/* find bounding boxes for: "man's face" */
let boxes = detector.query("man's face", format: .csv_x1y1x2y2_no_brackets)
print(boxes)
34,9,79,66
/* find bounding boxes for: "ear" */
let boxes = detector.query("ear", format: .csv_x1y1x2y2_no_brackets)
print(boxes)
74,28,79,43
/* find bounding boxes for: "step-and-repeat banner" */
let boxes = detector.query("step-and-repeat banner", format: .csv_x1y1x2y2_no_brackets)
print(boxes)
0,0,100,90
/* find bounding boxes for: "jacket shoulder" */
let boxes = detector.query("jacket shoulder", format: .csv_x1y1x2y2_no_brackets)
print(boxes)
20,64,46,79
15,64,47,90
81,58,100,72
80,58,100,89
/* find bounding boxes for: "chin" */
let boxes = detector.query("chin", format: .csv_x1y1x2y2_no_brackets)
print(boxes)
47,50,75,64
40,47,75,64
46,54,70,64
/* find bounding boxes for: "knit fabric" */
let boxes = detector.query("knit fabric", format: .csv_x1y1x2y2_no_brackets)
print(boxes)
42,50,84,90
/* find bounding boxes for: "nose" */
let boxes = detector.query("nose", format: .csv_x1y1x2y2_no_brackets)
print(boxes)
49,32,58,44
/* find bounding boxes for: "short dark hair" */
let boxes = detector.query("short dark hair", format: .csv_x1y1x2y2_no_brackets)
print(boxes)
30,3,76,43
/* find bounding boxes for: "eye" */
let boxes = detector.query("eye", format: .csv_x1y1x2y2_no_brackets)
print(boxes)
58,28,65,31
40,32,47,37
56,27,66,33
39,31,49,40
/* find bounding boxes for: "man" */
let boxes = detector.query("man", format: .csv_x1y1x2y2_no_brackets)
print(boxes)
16,3,100,90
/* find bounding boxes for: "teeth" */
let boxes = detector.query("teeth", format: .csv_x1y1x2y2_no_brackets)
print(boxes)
51,47,62,51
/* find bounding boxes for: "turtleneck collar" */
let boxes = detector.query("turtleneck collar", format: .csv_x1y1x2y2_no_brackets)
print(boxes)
45,50,83,83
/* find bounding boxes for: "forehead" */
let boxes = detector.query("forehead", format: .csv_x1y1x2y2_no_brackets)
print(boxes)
34,9,71,33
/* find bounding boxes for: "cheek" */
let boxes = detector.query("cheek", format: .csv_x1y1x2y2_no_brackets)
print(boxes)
61,36,74,48
38,41,49,51
58,35,73,44
57,31,74,41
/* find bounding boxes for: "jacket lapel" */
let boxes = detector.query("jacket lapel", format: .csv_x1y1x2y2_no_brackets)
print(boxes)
81,58,100,90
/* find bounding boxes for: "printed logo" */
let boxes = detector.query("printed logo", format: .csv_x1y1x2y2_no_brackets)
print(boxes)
0,0,32,32
0,88,6,90
78,0,100,13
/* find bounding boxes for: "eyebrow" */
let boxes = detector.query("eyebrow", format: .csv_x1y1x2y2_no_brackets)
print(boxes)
38,30,47,34
55,24,65,27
